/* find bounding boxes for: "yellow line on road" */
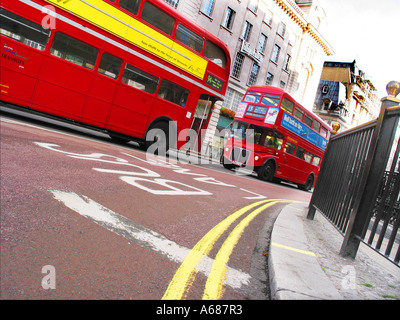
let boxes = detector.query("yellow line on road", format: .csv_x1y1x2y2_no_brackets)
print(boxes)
162,199,282,300
162,199,295,300
271,242,317,257
202,201,279,300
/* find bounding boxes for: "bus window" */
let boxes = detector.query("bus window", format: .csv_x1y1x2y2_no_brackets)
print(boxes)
204,41,226,68
260,95,280,106
243,92,261,103
158,79,190,106
122,64,159,93
304,151,313,163
50,32,98,69
295,146,305,159
264,129,284,149
321,127,328,138
293,107,304,121
98,52,122,79
141,2,175,35
304,115,313,127
175,23,204,53
119,0,141,15
231,120,248,139
0,8,50,50
284,141,296,154
313,120,321,133
281,98,294,114
312,156,321,166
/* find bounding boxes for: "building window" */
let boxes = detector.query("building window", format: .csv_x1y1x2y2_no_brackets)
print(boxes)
163,0,179,8
284,54,291,71
232,53,245,78
271,44,280,63
257,33,267,53
248,0,258,13
264,9,273,25
201,0,215,16
277,22,286,38
248,63,260,86
223,88,243,112
265,72,274,85
232,91,244,112
241,21,253,41
280,80,286,89
222,7,236,30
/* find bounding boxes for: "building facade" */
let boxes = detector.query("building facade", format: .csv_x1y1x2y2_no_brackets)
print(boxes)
313,60,380,132
163,0,333,154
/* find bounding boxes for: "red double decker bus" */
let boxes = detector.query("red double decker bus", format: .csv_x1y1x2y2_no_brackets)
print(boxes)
0,0,230,151
222,86,331,191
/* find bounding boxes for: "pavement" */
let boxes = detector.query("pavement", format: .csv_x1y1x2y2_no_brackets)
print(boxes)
269,202,400,300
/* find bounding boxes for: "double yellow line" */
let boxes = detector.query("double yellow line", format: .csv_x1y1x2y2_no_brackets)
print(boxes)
162,199,293,300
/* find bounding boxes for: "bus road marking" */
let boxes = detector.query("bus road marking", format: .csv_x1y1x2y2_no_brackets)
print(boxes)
50,190,252,291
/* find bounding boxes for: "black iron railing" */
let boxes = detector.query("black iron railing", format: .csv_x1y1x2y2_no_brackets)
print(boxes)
308,82,400,266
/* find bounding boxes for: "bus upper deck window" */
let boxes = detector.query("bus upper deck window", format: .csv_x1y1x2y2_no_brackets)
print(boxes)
119,0,141,15
281,98,294,114
141,2,175,35
204,41,226,68
175,23,204,53
243,92,261,103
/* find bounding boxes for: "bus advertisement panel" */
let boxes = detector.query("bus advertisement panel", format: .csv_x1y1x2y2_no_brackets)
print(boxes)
0,0,231,154
222,86,331,191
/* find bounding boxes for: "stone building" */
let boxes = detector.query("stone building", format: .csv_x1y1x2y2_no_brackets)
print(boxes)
313,60,380,132
163,0,333,154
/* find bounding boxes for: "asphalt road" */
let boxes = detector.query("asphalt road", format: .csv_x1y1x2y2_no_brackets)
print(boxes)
0,107,311,301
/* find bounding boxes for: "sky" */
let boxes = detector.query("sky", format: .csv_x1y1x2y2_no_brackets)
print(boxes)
318,0,400,98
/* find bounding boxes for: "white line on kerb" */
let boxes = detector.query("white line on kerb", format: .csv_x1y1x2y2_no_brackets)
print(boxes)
50,190,251,290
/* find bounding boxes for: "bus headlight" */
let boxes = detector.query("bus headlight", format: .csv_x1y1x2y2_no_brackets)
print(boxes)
225,147,229,152
254,156,260,161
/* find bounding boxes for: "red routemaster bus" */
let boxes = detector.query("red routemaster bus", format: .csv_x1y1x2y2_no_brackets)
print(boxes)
222,86,331,191
0,0,230,151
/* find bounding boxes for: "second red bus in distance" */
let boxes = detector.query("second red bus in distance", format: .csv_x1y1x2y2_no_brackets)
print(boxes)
222,86,331,191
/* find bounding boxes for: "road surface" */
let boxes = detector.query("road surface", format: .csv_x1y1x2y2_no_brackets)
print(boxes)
0,108,311,301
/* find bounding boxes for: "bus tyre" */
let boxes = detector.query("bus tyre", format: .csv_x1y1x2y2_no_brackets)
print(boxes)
257,161,275,182
221,156,234,170
300,175,314,191
145,122,169,156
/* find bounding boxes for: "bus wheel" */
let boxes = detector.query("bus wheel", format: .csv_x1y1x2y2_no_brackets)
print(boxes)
300,175,314,191
257,161,275,182
145,122,169,155
221,155,234,170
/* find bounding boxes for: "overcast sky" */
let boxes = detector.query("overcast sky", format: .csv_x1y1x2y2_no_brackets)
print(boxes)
318,0,400,98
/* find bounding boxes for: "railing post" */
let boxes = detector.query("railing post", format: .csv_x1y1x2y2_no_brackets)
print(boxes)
340,81,400,259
